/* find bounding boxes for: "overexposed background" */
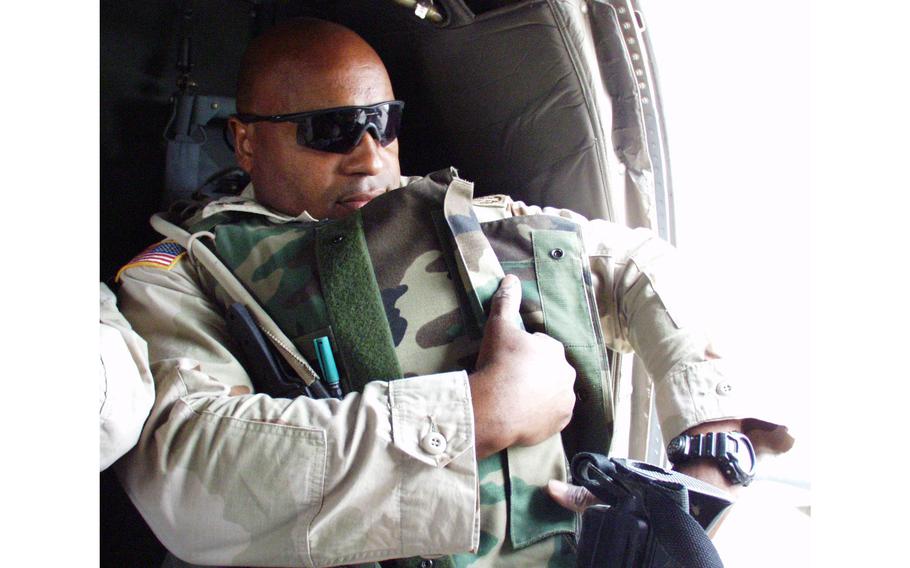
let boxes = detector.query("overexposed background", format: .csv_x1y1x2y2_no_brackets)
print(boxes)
644,1,910,566
643,1,811,565
645,0,811,479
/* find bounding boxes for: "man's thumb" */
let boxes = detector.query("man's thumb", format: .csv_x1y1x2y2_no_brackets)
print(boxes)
547,479,602,513
488,274,522,325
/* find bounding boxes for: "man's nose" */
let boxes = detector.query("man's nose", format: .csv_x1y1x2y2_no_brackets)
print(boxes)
341,129,385,176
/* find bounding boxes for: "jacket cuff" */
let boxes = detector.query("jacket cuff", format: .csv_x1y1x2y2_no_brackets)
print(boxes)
391,371,480,558
389,372,475,468
655,359,794,455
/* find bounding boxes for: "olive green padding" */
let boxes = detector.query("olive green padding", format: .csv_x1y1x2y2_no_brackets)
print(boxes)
316,213,402,391
207,216,335,360
533,230,612,456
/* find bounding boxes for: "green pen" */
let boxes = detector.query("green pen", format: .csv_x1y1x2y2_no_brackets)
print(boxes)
314,336,343,399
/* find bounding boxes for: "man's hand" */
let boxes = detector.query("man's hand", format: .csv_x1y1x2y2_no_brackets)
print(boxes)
546,479,602,513
548,420,748,539
469,274,577,459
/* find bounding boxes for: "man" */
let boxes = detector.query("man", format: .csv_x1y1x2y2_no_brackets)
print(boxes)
116,18,792,567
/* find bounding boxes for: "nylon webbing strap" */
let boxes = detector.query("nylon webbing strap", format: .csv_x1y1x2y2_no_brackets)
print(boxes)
443,177,508,327
185,210,239,234
316,212,402,391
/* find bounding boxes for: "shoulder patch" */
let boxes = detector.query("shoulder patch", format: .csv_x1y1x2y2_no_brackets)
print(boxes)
115,240,187,282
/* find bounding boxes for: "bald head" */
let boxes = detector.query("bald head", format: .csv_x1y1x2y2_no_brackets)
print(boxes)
236,18,392,115
229,18,401,219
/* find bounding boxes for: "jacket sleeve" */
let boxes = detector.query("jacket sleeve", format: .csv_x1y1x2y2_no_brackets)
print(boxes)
504,201,794,455
115,257,479,567
100,283,155,471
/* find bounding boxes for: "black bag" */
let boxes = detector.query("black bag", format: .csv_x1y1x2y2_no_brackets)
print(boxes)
571,453,734,568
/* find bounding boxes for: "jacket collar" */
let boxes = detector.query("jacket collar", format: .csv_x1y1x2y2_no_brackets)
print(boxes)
196,175,416,223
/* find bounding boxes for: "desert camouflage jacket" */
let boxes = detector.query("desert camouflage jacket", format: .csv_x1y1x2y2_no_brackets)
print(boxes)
115,171,790,567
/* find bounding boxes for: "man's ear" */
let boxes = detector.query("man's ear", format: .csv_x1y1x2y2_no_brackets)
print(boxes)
229,117,254,173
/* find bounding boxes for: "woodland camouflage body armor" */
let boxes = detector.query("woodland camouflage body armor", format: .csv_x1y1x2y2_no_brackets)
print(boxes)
184,168,615,567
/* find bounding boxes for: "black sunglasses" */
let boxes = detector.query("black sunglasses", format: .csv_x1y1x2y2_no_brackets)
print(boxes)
234,100,404,154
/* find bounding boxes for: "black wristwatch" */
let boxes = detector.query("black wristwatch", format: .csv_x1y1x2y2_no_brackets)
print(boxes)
666,431,756,486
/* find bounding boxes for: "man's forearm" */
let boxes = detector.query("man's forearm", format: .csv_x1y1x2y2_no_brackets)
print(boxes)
118,368,479,566
117,266,479,566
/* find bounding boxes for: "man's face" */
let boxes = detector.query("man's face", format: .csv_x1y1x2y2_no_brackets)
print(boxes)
232,58,401,219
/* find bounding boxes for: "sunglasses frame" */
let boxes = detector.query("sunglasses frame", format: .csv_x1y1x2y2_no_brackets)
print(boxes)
233,100,405,154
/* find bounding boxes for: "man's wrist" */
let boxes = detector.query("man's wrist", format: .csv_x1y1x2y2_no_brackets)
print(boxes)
467,369,510,460
681,419,743,436
668,421,755,490
673,459,739,493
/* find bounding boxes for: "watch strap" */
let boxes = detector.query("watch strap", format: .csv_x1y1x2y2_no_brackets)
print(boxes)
687,432,729,460
667,431,756,486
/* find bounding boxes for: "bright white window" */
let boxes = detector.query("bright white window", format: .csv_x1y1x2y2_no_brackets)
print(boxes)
642,2,810,565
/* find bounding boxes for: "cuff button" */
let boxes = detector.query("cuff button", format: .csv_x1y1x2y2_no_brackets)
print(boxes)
421,432,447,455
716,382,734,395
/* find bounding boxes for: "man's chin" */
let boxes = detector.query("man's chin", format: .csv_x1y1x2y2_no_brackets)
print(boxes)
331,187,391,218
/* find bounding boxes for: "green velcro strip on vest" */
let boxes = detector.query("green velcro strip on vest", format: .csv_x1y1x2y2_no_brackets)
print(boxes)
316,213,402,390
533,229,612,456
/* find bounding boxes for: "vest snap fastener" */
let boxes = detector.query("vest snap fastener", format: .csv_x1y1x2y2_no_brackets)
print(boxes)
331,235,345,244
550,248,565,259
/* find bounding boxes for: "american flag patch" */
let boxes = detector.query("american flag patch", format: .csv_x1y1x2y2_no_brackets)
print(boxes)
116,240,187,281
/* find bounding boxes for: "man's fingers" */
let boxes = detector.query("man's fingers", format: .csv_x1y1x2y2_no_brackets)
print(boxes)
547,479,602,513
488,274,522,326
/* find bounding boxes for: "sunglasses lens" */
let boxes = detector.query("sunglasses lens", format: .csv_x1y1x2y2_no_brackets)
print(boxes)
378,104,402,147
296,103,402,154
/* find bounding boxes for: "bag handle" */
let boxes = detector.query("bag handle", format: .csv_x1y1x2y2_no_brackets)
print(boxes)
443,175,522,328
